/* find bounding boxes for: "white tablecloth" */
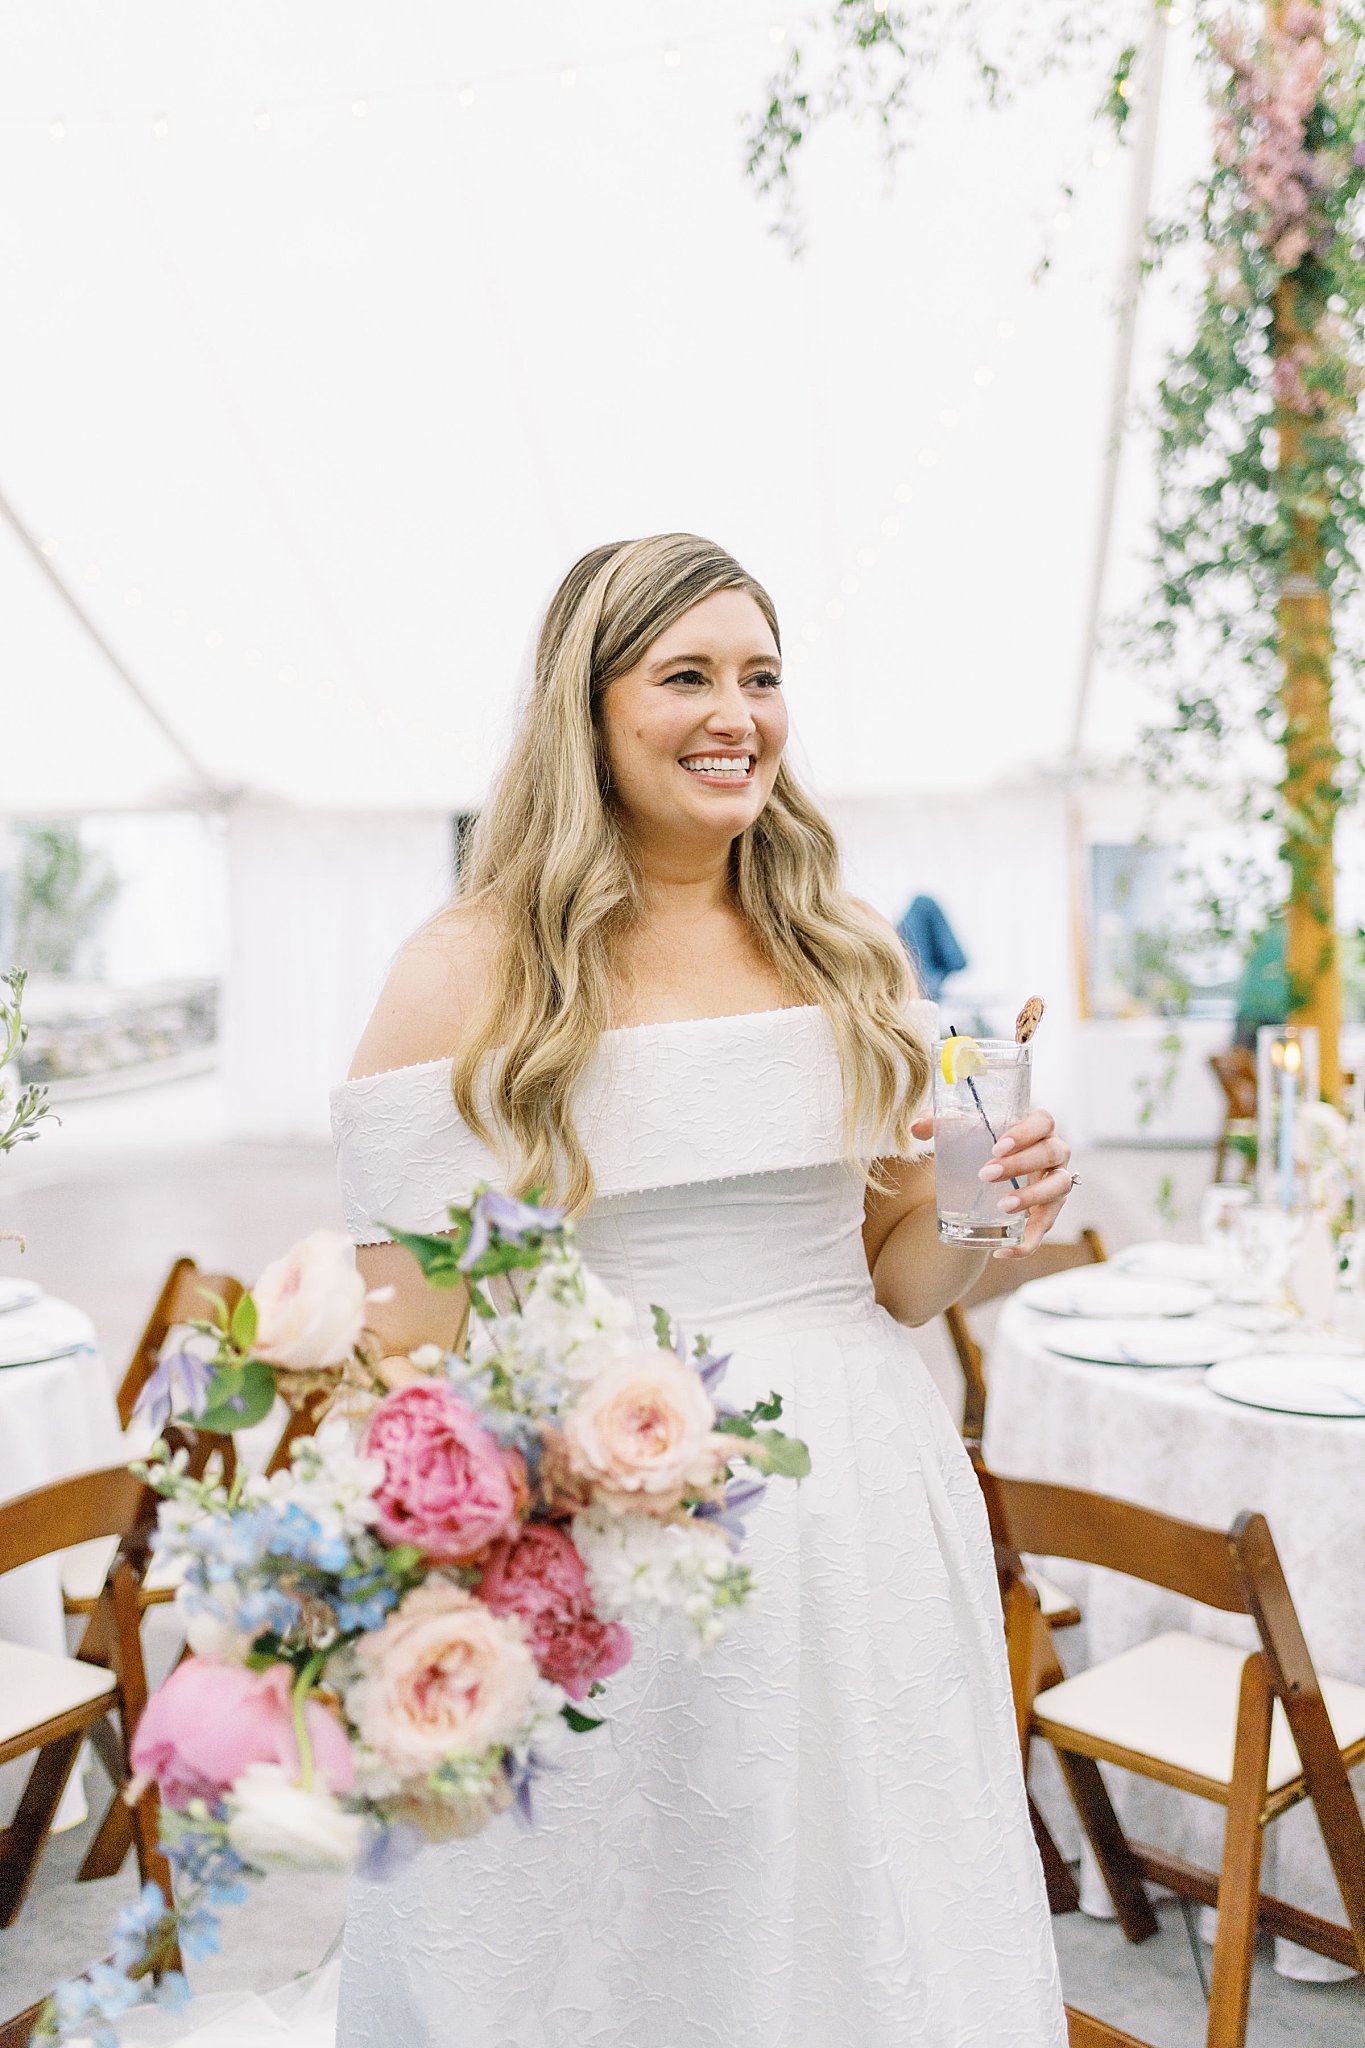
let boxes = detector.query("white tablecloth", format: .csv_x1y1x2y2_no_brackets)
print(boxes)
0,1296,122,1827
985,1285,1365,1980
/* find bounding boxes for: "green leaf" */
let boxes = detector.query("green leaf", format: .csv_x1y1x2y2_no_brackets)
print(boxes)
561,1705,604,1734
746,1430,812,1480
715,1414,756,1439
230,1293,258,1352
747,1390,783,1423
386,1224,465,1288
196,1357,278,1433
650,1303,674,1350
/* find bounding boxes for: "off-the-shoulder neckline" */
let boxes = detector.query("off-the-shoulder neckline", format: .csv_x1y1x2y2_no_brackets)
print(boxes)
337,1002,832,1091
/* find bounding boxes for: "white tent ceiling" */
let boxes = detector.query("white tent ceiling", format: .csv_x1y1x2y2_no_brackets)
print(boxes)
0,0,1208,814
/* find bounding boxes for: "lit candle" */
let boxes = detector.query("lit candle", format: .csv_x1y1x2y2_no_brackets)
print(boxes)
1278,1038,1301,1212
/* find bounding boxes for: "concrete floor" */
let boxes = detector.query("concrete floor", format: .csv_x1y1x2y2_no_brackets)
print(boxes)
1,1070,1362,2044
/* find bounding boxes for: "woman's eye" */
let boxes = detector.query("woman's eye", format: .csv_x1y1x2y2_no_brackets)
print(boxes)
665,670,707,688
747,672,782,690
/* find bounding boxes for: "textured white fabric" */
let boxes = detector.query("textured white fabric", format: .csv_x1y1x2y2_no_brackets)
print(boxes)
329,1002,939,1241
986,1290,1365,1982
334,1009,1065,2048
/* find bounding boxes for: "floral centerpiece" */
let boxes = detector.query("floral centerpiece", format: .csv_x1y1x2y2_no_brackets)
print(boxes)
36,1190,808,2047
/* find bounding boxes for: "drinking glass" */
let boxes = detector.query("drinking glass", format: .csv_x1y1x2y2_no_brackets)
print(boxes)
933,1038,1031,1248
1199,1183,1253,1290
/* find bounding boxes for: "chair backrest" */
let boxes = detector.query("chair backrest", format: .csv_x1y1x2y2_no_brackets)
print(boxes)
944,1230,1107,1443
976,1463,1247,1611
117,1256,245,1429
0,1465,159,1580
1209,1047,1257,1121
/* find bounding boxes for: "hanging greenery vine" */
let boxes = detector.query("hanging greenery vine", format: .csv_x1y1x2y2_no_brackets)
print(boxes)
1131,4,1365,1005
744,0,1365,1075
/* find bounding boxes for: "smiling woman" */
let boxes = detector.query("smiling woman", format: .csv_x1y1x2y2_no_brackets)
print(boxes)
333,531,1072,2048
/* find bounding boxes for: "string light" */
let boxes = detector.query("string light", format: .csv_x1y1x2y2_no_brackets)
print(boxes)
152,116,170,140
253,108,272,133
560,67,578,88
49,119,65,142
351,99,369,119
457,86,476,107
664,49,682,69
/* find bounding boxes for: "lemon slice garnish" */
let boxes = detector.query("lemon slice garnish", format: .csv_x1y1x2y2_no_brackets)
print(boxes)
940,1035,988,1085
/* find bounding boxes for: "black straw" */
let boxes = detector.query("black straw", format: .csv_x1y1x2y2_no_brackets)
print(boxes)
947,1025,1021,1193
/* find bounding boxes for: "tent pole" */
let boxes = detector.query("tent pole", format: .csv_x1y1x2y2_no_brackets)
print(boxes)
0,484,233,805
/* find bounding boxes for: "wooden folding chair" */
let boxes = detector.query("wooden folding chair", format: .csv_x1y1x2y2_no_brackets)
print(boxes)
978,1462,1365,2048
1208,1050,1257,1186
64,1256,328,1615
0,1464,174,1941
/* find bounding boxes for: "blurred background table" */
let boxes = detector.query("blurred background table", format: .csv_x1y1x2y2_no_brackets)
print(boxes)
985,1282,1365,1981
0,1292,121,1828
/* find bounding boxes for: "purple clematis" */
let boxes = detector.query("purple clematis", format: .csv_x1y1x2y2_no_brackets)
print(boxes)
135,1332,218,1431
458,1189,567,1271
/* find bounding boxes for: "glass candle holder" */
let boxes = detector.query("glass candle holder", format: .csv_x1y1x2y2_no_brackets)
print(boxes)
1255,1024,1319,1214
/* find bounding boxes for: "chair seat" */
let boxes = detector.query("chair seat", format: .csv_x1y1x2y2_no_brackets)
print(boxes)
1035,1630,1365,1795
0,1640,116,1747
1032,1569,1082,1625
61,1537,182,1608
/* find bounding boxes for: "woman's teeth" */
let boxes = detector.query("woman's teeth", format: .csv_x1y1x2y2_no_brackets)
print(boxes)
681,757,752,777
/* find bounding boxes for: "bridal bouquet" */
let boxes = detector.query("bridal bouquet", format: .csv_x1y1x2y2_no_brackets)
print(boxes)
38,1190,808,2046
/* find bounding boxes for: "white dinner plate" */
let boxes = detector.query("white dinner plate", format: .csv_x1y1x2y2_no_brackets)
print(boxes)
1112,1242,1222,1286
1205,1354,1365,1418
1040,1318,1256,1369
0,1298,94,1369
1018,1269,1215,1320
0,1278,42,1315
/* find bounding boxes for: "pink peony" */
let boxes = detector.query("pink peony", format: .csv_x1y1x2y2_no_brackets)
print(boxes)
478,1524,632,1700
131,1659,354,1812
561,1348,730,1515
348,1579,537,1775
362,1382,520,1563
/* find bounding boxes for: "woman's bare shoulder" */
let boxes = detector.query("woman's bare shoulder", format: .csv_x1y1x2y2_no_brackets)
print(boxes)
347,904,499,1081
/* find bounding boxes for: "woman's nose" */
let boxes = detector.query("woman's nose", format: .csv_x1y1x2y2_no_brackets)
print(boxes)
704,681,756,737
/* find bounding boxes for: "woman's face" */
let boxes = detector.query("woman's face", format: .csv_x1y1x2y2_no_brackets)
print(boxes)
599,590,787,857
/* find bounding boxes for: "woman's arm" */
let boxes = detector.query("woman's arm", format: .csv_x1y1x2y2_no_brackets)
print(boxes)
347,914,492,1354
863,1154,989,1326
864,1109,1076,1325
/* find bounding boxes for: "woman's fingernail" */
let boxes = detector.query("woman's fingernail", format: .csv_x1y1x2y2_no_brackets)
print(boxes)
998,1195,1021,1213
992,1140,1014,1159
979,1164,1003,1183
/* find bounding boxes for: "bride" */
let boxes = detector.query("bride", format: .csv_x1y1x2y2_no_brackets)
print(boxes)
330,533,1076,2046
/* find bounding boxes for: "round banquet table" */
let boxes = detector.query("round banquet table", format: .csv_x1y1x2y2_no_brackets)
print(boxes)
0,1293,123,1828
984,1273,1365,1982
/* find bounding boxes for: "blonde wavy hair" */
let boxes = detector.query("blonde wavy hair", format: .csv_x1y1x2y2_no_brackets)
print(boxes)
449,532,931,1208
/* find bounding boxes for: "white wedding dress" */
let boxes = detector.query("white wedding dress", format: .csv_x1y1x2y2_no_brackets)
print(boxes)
324,1004,1065,2048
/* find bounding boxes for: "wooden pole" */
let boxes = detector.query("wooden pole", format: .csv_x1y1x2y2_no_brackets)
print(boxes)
1272,0,1342,1101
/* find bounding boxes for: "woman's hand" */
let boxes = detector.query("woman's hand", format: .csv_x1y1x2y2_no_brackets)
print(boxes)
909,1107,1075,1259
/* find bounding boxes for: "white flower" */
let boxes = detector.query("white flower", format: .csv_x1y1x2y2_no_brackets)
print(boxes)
252,1230,368,1371
571,1506,746,1652
246,1417,382,1541
508,1252,635,1387
226,1763,364,1870
178,1602,256,1663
